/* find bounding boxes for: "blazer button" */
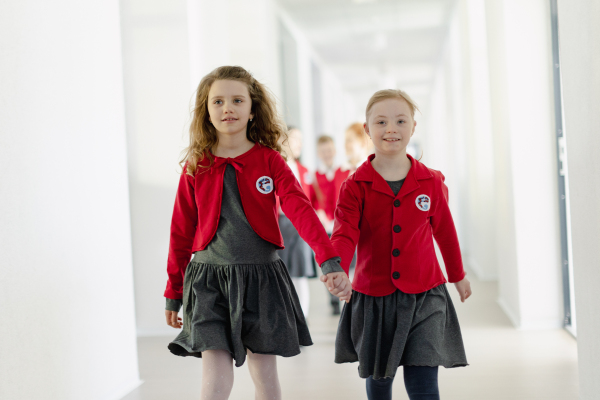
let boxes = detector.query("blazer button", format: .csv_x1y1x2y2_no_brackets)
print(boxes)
392,249,400,257
392,271,400,279
394,199,400,207
393,225,401,233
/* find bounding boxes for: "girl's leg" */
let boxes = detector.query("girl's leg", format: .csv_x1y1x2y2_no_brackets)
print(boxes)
291,277,310,318
403,366,440,400
201,349,234,400
246,350,282,400
366,376,394,400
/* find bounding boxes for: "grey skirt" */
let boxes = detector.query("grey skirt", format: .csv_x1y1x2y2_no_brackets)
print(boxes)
168,258,313,367
335,283,468,379
277,214,317,278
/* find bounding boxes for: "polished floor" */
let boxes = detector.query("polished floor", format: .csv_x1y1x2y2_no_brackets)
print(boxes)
122,270,579,400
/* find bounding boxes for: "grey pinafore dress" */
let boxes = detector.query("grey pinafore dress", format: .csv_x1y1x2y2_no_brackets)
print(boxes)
167,164,312,367
331,179,468,380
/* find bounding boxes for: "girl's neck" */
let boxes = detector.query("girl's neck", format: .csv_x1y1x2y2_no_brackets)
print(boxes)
371,150,411,181
213,131,254,158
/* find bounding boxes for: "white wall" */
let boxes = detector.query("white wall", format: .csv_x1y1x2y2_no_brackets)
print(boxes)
0,2,140,399
120,0,193,336
486,0,563,330
427,0,564,330
188,0,282,96
557,1,600,397
459,0,498,281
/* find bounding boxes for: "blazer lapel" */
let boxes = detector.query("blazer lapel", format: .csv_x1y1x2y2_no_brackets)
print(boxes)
397,154,433,198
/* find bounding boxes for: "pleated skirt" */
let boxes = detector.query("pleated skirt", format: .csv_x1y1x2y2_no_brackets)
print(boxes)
168,258,313,367
335,283,468,379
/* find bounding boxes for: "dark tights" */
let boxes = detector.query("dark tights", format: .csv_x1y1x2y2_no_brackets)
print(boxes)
365,366,439,400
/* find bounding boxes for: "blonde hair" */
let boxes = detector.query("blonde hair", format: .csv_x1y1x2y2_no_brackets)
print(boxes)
365,89,420,120
181,66,288,176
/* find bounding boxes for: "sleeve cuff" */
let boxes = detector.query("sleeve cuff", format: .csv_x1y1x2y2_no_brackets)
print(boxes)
165,298,182,312
320,257,344,274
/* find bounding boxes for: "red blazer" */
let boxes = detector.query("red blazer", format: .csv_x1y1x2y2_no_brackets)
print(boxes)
312,167,351,220
165,144,338,300
331,154,465,296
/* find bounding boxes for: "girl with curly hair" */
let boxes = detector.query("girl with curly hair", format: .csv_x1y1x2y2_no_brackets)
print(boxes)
163,66,342,400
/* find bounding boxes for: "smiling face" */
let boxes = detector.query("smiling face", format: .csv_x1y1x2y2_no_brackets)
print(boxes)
364,98,416,157
207,79,254,139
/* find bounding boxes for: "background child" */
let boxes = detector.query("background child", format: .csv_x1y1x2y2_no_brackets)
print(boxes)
163,66,341,400
344,122,373,172
322,89,472,400
312,135,350,231
312,135,353,315
276,126,318,319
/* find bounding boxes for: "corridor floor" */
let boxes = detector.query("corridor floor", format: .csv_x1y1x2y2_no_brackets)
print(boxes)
122,270,579,400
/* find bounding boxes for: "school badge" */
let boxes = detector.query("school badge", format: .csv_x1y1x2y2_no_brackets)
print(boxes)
256,176,274,194
415,194,431,211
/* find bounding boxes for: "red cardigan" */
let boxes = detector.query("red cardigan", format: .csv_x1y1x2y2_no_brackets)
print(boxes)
165,143,338,300
331,154,466,296
312,167,351,220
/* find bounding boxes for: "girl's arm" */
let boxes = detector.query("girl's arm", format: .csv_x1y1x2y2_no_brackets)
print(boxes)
330,180,362,275
164,168,198,311
271,153,338,265
430,172,466,283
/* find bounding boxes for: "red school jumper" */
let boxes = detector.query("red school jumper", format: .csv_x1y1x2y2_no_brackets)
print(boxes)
165,143,338,300
312,166,351,221
330,154,466,297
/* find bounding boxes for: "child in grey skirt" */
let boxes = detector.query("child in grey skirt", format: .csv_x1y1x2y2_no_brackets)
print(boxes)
163,66,344,400
323,89,472,400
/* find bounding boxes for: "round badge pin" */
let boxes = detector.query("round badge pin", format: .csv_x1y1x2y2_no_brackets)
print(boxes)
415,194,431,211
256,176,274,194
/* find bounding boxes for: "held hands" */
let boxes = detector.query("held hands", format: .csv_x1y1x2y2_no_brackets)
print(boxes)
320,271,352,303
454,277,472,302
165,310,182,329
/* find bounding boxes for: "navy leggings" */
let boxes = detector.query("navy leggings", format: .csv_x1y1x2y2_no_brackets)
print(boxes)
366,366,439,400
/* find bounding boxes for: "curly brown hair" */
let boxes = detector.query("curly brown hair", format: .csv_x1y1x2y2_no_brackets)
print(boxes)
181,66,288,176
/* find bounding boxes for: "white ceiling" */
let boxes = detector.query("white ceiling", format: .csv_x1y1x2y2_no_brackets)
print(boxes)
276,0,456,119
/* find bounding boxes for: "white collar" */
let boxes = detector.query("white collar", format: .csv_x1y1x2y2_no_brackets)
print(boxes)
317,163,337,181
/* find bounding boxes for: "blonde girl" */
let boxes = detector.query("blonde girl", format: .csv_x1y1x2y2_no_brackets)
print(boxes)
323,89,471,400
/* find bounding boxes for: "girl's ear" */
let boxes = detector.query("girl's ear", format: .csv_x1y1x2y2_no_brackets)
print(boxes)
411,120,417,136
363,122,370,136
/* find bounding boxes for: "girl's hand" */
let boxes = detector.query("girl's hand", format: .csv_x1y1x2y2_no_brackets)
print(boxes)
165,310,183,329
320,272,352,303
454,277,472,302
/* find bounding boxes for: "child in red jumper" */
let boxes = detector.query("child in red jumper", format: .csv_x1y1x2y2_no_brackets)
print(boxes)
312,135,351,231
322,89,472,400
276,126,318,319
312,135,353,315
163,66,343,400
